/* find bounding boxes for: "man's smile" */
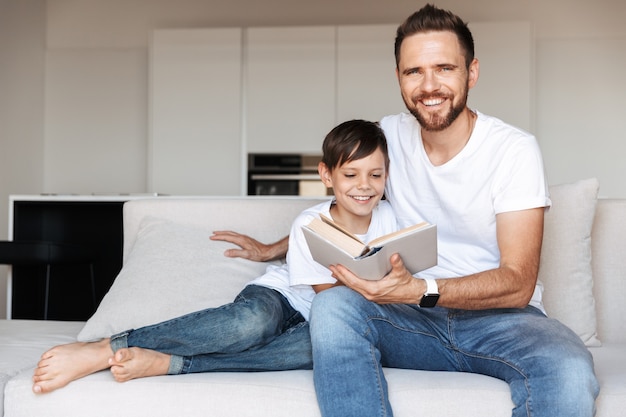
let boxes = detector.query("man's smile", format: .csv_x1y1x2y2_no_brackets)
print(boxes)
421,97,446,107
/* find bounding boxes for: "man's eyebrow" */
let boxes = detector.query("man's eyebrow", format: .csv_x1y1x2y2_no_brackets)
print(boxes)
401,63,459,75
401,66,420,75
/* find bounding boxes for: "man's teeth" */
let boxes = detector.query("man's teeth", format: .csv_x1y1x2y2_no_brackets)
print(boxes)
423,98,444,106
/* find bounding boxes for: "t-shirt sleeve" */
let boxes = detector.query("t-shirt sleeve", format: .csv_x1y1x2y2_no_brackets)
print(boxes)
492,134,552,214
287,208,337,287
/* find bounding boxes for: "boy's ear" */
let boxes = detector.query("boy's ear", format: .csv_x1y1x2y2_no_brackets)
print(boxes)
318,162,333,188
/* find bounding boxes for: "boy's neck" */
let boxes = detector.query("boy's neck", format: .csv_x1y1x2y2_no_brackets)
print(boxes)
329,203,372,235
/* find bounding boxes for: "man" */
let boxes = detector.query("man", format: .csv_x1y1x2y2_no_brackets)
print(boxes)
213,4,599,416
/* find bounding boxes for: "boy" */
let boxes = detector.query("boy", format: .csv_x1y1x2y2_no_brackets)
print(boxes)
32,119,400,392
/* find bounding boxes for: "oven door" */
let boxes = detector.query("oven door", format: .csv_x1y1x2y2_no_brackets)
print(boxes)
248,174,327,196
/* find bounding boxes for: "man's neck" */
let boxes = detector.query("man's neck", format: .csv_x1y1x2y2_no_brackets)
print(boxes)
422,108,476,166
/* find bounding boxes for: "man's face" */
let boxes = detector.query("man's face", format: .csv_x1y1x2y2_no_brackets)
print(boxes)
396,31,478,132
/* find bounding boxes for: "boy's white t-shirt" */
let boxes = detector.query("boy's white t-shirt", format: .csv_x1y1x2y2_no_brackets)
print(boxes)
380,111,551,310
248,199,398,321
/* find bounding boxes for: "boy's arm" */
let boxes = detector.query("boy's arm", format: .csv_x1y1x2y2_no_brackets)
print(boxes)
312,282,344,293
210,231,289,262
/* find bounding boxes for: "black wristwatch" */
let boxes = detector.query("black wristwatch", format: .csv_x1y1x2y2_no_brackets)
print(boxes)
419,278,439,308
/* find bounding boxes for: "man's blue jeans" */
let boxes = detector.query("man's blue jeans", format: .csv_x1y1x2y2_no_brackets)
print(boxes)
110,284,312,374
310,286,599,417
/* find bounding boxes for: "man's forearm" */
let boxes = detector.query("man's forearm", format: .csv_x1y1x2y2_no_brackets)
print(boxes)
265,235,289,261
434,266,537,310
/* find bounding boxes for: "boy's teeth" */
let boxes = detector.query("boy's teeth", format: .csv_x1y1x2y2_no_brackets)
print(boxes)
353,196,370,201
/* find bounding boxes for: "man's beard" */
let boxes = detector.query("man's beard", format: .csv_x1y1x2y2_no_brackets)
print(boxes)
404,86,469,132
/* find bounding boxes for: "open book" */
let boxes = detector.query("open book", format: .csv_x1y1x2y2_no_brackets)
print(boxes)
302,214,437,280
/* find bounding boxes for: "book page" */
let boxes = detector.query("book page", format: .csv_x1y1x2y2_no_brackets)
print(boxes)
319,213,364,244
368,221,429,247
305,217,367,257
320,213,429,249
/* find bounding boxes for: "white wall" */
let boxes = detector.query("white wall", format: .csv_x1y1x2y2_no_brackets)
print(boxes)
1,0,625,318
537,38,626,189
530,0,626,195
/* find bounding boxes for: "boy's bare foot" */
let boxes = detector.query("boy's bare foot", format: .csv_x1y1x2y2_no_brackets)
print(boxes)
109,347,171,382
32,339,113,394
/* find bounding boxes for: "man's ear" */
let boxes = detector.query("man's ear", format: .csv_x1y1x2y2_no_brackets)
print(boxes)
468,58,479,90
318,162,333,188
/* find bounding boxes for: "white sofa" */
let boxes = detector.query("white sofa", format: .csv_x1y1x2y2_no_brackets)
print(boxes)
1,178,625,416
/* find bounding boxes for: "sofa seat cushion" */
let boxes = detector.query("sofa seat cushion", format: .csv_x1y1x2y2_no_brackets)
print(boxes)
5,366,515,417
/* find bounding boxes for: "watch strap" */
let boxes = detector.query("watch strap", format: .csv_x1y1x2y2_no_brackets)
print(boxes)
423,278,438,295
419,278,440,308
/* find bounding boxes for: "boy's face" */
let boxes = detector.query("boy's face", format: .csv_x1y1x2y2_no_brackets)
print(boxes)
319,148,387,232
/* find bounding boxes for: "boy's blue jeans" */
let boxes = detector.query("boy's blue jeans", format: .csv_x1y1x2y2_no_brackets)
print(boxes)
110,284,312,374
310,286,599,417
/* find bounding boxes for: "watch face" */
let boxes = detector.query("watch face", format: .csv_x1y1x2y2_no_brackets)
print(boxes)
420,294,439,308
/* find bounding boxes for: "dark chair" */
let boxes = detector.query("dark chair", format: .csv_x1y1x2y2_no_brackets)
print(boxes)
0,241,96,320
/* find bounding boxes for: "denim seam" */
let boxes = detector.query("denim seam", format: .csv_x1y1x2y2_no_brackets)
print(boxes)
364,319,391,417
370,344,389,417
367,316,445,345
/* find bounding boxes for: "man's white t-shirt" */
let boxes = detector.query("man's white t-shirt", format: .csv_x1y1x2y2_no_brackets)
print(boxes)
380,111,551,310
248,199,399,320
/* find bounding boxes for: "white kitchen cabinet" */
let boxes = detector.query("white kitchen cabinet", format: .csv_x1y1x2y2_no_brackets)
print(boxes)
245,25,405,153
150,28,243,195
245,26,337,154
336,24,405,123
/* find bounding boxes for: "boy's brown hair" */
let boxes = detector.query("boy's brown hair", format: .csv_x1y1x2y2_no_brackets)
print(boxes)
321,120,389,172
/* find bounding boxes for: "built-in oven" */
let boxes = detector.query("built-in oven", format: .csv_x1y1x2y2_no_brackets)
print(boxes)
247,153,329,196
